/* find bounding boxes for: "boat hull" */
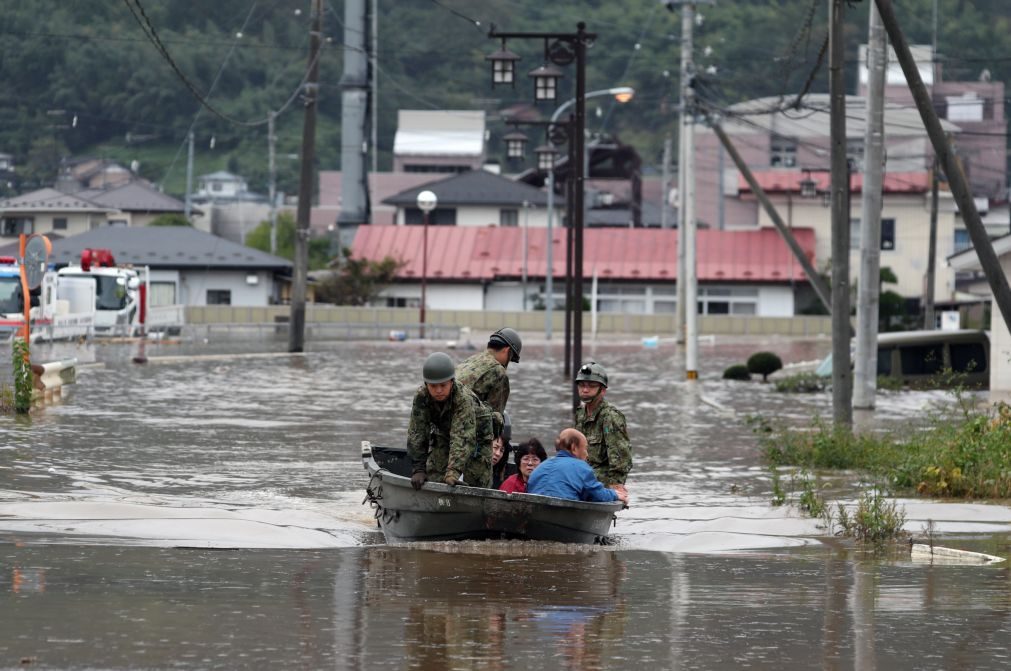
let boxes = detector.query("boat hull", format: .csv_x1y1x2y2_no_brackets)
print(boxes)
363,445,621,544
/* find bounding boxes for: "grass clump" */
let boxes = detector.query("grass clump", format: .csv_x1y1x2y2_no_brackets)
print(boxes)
773,372,826,393
828,490,907,544
722,364,751,381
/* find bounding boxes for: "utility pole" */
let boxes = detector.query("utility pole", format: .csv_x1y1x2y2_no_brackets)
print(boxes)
184,131,194,221
337,0,369,251
289,0,322,354
874,0,1011,335
371,0,379,174
854,3,887,410
268,111,278,255
660,135,672,229
829,0,852,428
924,157,939,329
674,2,695,346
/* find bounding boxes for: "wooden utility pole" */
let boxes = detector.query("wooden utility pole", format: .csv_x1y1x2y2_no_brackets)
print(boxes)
854,3,887,410
829,0,852,428
924,157,939,329
874,0,1011,335
289,0,322,353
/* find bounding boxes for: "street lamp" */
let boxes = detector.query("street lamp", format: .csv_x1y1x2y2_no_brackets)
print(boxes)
485,39,521,88
503,131,529,159
416,189,437,339
534,144,559,171
488,23,596,406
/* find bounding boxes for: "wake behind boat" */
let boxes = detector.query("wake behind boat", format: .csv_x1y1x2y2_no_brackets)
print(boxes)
362,442,623,544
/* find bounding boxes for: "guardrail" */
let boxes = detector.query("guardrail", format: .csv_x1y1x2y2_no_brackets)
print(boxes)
30,357,77,404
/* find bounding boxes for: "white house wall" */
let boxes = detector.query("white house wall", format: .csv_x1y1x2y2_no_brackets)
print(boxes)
395,206,557,228
756,193,956,300
992,255,1011,398
380,283,485,311
757,286,795,316
178,269,275,306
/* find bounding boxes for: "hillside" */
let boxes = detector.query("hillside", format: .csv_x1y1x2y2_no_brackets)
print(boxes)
0,0,1007,198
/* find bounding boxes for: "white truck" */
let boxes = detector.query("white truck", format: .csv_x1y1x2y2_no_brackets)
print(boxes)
0,255,95,342
55,248,147,337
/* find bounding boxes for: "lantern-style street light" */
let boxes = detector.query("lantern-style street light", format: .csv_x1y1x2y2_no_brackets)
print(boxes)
485,39,521,88
487,22,595,408
535,144,559,171
503,131,529,159
416,189,437,339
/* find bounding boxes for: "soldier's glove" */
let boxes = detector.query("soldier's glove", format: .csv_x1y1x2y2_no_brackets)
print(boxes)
444,474,459,487
410,471,427,490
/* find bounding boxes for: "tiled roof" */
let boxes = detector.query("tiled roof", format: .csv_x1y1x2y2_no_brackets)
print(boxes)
73,182,189,213
382,169,549,207
351,225,814,283
47,225,291,270
738,170,930,194
0,187,113,212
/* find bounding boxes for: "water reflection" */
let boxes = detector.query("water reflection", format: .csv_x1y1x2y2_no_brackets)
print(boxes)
4,543,1011,669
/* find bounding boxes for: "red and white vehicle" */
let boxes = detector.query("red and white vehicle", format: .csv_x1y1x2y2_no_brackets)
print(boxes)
0,255,95,342
56,249,149,337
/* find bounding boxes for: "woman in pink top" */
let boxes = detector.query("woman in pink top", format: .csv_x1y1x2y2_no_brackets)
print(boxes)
498,439,547,494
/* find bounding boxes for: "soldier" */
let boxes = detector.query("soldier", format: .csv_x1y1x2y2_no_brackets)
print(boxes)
407,352,495,490
454,327,522,415
572,361,632,487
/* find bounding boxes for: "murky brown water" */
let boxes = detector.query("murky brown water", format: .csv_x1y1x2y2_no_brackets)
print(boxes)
2,336,1010,668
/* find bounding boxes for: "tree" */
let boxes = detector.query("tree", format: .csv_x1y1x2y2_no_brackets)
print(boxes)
747,351,783,382
148,213,191,227
245,212,332,270
315,248,404,306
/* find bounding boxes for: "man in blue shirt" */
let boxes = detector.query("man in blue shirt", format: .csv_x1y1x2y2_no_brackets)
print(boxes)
527,429,629,504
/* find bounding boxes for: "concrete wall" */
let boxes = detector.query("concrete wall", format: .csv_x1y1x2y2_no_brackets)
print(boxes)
184,303,833,337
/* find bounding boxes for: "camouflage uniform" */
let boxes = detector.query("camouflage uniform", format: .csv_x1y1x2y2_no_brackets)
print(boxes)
406,380,495,487
455,349,510,415
573,399,631,486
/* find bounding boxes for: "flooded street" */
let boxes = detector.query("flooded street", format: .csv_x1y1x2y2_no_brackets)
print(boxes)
3,336,1011,668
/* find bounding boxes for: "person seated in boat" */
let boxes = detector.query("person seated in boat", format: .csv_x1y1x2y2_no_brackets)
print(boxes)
407,352,496,490
499,438,548,494
490,412,514,489
526,429,629,504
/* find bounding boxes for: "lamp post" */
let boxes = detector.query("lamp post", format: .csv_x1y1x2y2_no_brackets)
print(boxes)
486,24,600,407
416,189,437,339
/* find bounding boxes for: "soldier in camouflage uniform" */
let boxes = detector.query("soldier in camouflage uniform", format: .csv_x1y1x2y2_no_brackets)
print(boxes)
572,361,632,487
407,352,496,489
454,327,522,416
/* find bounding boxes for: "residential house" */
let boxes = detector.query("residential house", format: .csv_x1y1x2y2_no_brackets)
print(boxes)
858,44,1007,201
56,158,136,191
948,235,1011,398
73,181,191,227
311,171,435,235
350,225,814,316
382,169,557,228
733,169,958,304
190,171,275,243
393,110,486,173
0,188,115,238
195,171,250,200
47,225,291,307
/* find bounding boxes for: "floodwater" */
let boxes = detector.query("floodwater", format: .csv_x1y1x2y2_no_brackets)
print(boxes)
2,335,1011,669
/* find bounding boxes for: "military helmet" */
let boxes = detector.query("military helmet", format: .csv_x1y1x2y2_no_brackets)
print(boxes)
575,361,608,388
489,327,522,363
423,352,455,384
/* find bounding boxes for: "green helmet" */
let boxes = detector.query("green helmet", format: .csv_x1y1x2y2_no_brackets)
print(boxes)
489,327,522,363
423,352,455,384
575,361,608,388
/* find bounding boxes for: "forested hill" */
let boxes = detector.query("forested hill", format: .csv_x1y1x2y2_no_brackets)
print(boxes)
0,0,1007,197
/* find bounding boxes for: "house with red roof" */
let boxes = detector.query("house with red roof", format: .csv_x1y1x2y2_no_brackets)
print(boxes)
350,225,816,316
734,168,959,303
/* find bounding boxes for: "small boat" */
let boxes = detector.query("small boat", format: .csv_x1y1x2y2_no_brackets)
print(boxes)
362,442,623,545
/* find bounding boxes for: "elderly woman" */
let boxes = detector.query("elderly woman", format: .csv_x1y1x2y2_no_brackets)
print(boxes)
498,438,547,494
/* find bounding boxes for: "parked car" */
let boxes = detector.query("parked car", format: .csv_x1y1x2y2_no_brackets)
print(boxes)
816,329,990,389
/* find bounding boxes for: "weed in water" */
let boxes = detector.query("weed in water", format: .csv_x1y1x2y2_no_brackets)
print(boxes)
773,372,826,393
832,490,907,545
770,469,786,507
11,338,31,414
795,472,827,518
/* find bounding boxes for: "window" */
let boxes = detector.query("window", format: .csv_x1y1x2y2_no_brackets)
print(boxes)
849,218,896,250
386,296,419,308
212,182,223,192
954,229,971,253
53,217,68,231
877,347,894,376
881,218,895,250
149,282,176,307
500,209,519,227
207,289,231,305
1,217,33,236
770,138,797,167
899,344,943,376
405,207,457,226
950,342,987,374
